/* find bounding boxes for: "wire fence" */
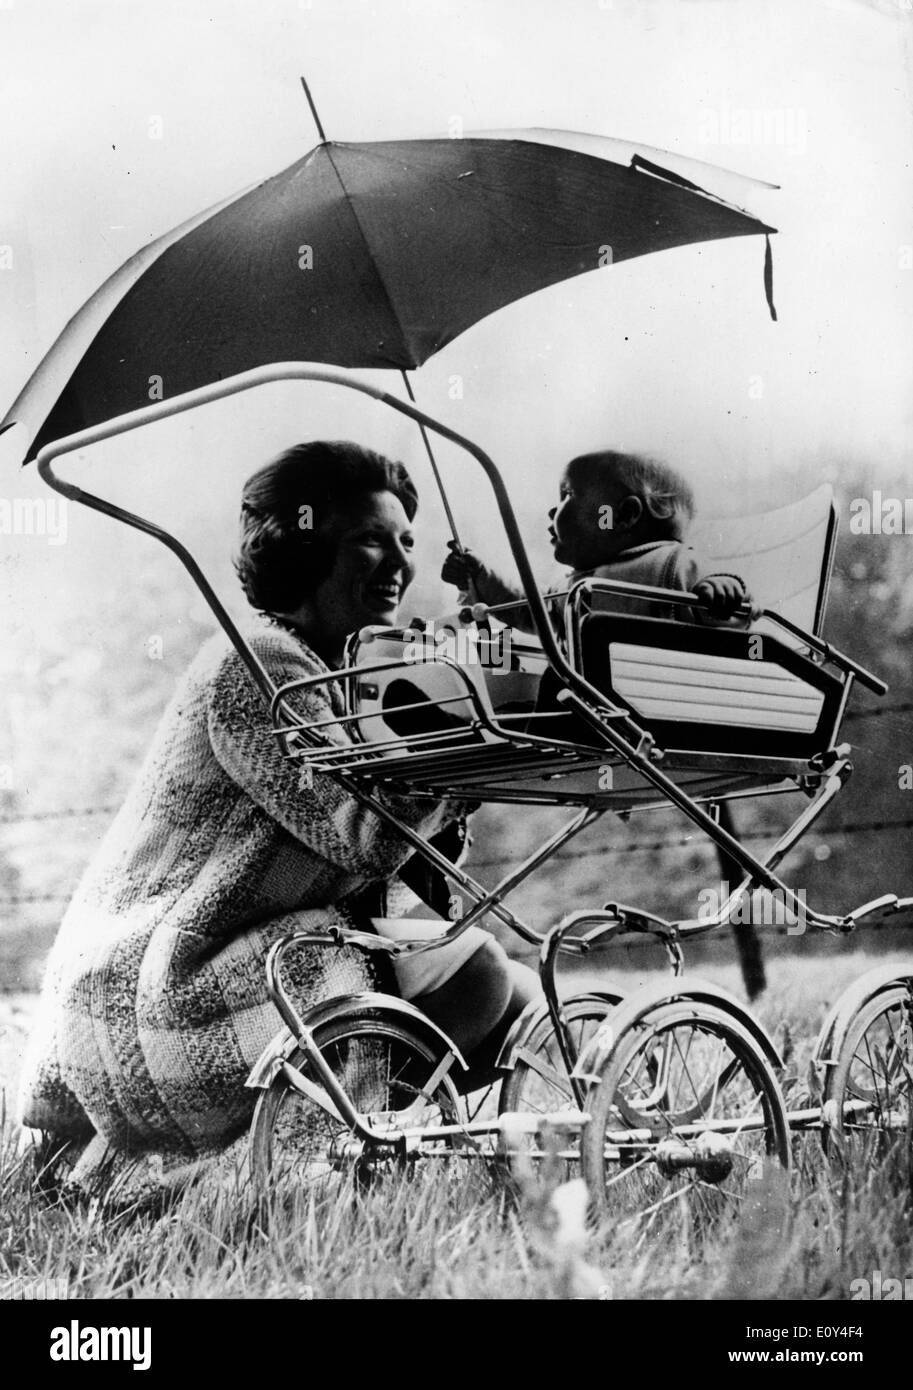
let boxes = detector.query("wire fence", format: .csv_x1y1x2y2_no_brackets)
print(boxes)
0,804,121,827
469,815,913,871
845,701,913,722
2,703,912,907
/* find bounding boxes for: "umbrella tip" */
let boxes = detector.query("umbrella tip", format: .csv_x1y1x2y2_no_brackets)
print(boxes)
299,76,328,143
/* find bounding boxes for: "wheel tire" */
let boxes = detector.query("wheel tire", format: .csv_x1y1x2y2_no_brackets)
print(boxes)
250,1012,462,1204
496,992,621,1179
823,984,913,1169
582,1001,791,1234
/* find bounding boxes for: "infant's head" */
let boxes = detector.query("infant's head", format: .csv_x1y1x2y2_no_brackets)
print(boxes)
548,450,695,570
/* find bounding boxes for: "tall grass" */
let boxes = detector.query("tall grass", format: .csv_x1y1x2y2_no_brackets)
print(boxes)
1,1118,909,1300
2,951,910,1299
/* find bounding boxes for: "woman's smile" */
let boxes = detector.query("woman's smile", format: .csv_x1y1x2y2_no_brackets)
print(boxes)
361,572,406,619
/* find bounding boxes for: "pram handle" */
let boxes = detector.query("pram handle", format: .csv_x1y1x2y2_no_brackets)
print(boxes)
566,575,759,622
758,610,888,696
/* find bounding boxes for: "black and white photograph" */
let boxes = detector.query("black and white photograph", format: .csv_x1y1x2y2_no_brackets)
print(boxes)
0,0,911,1336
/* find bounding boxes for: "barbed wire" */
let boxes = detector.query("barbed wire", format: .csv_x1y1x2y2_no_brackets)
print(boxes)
2,702,911,830
0,804,120,826
844,701,913,722
468,815,913,870
1,891,73,905
2,700,912,906
4,813,913,907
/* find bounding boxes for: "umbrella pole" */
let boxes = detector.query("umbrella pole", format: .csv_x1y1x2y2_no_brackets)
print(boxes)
399,370,476,606
295,80,475,605
399,372,463,548
301,81,474,608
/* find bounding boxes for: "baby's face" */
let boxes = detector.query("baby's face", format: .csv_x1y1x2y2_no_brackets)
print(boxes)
548,467,633,570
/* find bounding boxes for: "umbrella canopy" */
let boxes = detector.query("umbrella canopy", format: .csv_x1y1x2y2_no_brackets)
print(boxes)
3,129,776,461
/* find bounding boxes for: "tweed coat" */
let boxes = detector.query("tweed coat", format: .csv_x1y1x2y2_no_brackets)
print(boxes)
18,618,453,1194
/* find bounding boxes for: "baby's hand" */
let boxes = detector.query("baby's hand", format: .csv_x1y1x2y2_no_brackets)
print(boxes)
694,574,749,619
441,543,484,589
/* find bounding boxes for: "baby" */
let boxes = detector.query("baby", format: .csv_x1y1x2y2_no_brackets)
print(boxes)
441,449,749,627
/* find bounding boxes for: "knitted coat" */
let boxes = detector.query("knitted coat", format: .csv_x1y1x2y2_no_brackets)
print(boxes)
18,619,452,1192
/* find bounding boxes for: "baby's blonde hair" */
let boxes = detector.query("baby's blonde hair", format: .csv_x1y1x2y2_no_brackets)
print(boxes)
567,451,695,540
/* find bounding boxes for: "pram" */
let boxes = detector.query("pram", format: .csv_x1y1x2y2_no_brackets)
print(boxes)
36,364,913,1226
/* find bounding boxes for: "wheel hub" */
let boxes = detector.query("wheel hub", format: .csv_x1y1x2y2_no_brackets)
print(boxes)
654,1131,735,1183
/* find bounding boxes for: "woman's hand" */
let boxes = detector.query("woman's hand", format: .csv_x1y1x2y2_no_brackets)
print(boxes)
441,543,484,589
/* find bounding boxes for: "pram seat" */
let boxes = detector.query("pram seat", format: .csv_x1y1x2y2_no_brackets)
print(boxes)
569,611,846,762
271,486,867,811
274,617,848,810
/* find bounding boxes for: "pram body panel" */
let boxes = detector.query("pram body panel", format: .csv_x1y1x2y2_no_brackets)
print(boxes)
571,612,846,762
274,603,850,811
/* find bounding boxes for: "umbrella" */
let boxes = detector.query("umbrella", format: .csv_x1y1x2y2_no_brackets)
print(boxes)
2,127,776,464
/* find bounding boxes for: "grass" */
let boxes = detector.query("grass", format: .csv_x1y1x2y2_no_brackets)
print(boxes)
0,950,910,1300
0,1122,910,1300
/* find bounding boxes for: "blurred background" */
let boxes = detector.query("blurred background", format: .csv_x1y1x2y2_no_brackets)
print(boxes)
1,0,912,991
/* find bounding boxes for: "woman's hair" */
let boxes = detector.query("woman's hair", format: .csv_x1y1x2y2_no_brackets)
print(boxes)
235,440,418,613
567,450,695,540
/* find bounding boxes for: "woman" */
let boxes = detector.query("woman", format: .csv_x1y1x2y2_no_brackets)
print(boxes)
19,440,538,1200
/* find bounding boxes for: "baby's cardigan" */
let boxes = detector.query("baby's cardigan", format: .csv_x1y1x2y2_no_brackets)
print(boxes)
18,619,451,1190
567,540,703,619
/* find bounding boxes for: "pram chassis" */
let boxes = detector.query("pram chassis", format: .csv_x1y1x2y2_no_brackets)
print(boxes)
33,364,913,1211
36,363,888,934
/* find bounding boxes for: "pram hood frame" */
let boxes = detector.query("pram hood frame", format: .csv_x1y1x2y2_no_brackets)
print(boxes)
33,364,908,963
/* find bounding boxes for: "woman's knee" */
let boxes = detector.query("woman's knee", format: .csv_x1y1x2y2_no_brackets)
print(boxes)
505,959,541,1019
416,937,514,1054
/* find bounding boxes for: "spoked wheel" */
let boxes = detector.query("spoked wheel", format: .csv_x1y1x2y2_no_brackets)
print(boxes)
823,984,913,1168
250,1014,462,1205
582,1002,791,1241
496,993,621,1179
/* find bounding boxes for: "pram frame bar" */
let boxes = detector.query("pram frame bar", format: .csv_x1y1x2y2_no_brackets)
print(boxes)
33,363,881,946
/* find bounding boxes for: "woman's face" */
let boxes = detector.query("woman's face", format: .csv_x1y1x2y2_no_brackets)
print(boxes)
310,490,416,641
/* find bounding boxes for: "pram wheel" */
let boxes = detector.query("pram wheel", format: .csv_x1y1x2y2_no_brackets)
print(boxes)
822,982,913,1170
250,1013,462,1205
497,992,622,1178
581,1001,791,1236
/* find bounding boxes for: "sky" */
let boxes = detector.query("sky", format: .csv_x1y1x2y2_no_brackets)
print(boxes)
1,0,912,639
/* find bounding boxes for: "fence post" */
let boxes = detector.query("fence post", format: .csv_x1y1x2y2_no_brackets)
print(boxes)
716,801,766,999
